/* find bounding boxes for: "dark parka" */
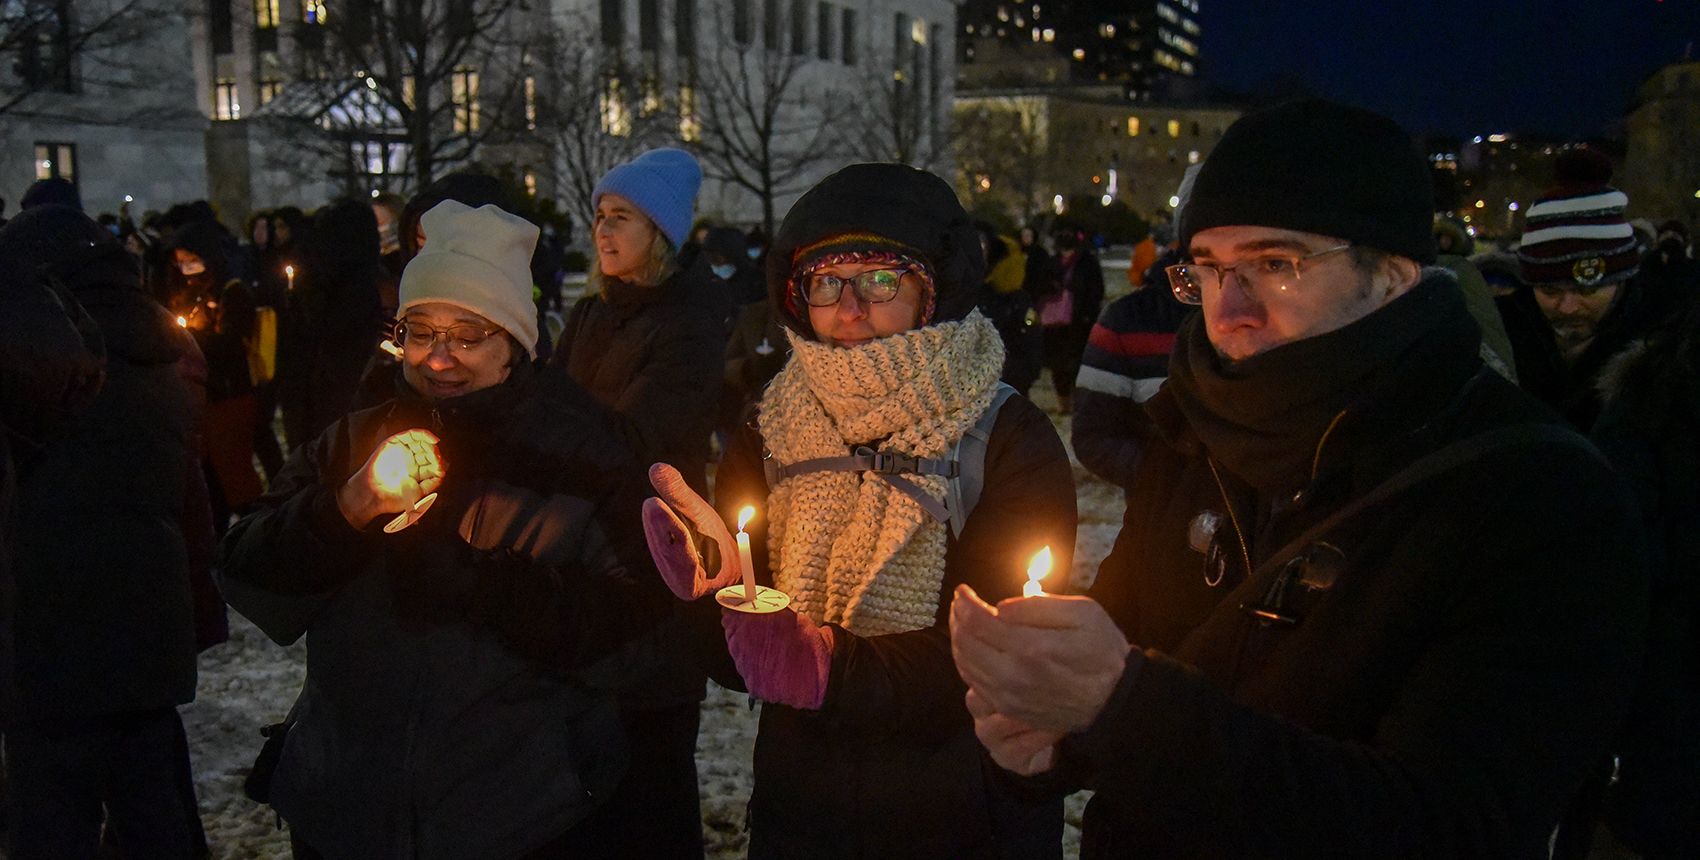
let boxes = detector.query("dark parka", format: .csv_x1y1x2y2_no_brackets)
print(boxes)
0,208,209,722
217,362,672,860
551,247,732,499
706,162,1080,859
1071,275,1648,859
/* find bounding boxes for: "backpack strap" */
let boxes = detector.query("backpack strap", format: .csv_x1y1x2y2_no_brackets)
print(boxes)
948,382,1018,538
759,383,1020,537
1240,421,1604,624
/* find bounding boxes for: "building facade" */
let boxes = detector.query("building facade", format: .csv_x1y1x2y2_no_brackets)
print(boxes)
1620,60,1700,228
954,85,1236,226
1,0,207,219
189,0,958,232
957,0,1201,99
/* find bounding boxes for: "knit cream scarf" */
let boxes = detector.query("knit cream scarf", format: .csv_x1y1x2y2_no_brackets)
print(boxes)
758,310,1005,636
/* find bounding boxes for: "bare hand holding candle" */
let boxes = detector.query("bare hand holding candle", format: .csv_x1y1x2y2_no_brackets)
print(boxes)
716,505,791,614
337,428,444,531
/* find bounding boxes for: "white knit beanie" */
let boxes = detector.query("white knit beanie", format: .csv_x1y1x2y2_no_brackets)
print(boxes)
400,200,540,357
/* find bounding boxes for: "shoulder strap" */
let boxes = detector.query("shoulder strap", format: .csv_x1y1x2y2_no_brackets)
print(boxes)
758,383,1020,537
948,382,1018,538
1250,422,1602,585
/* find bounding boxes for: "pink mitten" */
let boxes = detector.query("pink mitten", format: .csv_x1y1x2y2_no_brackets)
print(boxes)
723,608,835,710
641,463,740,600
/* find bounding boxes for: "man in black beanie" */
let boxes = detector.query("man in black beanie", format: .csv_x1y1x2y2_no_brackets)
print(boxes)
951,99,1647,859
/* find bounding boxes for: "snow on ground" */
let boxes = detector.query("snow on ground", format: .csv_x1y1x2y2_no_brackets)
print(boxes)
182,390,1124,860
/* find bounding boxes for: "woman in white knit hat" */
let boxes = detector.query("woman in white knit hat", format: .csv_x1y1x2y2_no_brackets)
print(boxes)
646,163,1079,858
218,200,672,860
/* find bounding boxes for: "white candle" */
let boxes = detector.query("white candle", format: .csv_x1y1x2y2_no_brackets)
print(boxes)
736,507,757,601
285,265,295,291
1024,546,1052,597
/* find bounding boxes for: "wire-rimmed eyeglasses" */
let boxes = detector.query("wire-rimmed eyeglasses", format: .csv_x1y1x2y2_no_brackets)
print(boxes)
1166,244,1353,305
393,320,502,351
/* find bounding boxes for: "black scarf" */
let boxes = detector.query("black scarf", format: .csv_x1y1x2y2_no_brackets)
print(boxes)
1167,274,1475,494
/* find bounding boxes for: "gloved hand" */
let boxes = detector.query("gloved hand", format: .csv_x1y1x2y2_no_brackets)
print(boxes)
642,462,739,600
723,607,834,710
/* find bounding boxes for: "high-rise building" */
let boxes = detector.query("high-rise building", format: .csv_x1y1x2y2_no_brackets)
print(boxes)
957,0,1200,99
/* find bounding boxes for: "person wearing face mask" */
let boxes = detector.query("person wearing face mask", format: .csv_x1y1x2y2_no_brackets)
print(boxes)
644,162,1078,859
547,148,732,860
217,200,672,860
164,218,263,526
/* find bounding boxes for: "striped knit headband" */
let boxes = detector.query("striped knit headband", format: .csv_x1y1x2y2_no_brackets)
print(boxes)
787,232,937,324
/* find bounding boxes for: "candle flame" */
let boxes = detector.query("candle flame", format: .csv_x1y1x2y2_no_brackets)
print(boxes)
285,265,294,276
372,442,411,493
1028,546,1052,580
176,316,187,327
738,506,755,532
1024,546,1052,597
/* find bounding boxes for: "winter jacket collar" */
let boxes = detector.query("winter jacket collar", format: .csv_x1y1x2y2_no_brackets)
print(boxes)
1163,271,1482,496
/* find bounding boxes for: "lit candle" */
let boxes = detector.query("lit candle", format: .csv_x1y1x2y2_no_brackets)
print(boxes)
736,506,757,603
1024,546,1052,597
285,265,295,291
371,432,441,533
176,316,187,327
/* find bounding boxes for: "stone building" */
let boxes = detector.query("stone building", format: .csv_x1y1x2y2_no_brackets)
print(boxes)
1620,60,1700,228
1,0,207,219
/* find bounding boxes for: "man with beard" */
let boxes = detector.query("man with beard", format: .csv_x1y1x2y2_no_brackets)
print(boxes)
950,100,1647,860
1498,147,1654,431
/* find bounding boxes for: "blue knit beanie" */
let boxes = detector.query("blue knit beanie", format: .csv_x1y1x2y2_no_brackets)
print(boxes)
592,148,702,249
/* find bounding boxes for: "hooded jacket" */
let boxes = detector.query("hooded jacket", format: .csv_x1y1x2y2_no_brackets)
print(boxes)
713,163,1079,859
0,206,211,721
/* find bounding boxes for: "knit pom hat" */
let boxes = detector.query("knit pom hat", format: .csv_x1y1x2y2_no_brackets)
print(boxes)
1516,148,1639,289
592,148,703,249
1181,99,1436,264
400,200,540,357
767,163,983,340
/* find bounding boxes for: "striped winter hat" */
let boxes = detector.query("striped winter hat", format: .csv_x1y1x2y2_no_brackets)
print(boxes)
1517,148,1639,288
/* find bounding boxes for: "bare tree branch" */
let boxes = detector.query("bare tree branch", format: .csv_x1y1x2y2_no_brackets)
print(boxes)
685,6,848,234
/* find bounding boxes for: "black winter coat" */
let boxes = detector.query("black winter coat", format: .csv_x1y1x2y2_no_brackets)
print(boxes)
552,249,732,498
10,281,206,722
1072,280,1648,858
711,393,1078,860
217,363,672,860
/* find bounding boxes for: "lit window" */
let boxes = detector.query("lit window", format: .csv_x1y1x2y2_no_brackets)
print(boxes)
259,78,282,104
255,0,279,28
524,170,537,197
1167,119,1179,137
1072,47,1084,60
1042,28,1054,41
1188,150,1199,163
34,141,75,183
601,77,630,136
1127,116,1139,135
525,76,537,129
215,79,241,120
678,84,699,141
452,67,480,132
303,0,326,24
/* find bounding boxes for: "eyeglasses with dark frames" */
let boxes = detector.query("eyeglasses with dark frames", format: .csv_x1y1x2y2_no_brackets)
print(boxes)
800,267,911,307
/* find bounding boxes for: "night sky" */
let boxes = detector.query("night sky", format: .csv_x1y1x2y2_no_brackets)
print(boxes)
1194,0,1700,141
